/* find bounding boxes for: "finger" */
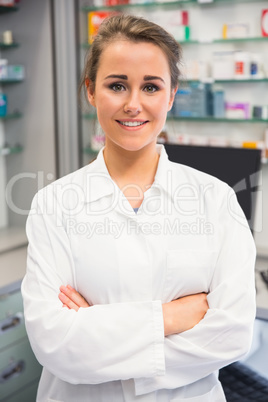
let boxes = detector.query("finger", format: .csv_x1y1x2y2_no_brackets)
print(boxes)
58,292,79,312
60,285,90,308
60,285,89,307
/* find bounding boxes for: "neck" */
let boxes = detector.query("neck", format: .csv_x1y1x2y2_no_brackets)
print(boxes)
103,143,160,205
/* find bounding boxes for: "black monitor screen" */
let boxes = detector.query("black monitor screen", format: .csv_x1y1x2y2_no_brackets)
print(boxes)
164,144,262,224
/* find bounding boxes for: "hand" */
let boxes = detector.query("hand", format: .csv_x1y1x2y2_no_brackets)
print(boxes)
58,285,90,311
162,293,208,336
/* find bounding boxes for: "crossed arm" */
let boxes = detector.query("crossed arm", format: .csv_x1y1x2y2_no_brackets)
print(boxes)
59,285,209,336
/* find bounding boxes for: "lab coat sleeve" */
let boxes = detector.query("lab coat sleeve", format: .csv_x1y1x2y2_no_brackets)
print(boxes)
21,187,165,385
135,184,256,395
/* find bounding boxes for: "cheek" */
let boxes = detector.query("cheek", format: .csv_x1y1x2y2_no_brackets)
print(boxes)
149,95,171,118
96,93,124,114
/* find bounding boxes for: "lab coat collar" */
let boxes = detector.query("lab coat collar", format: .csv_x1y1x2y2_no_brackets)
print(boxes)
84,144,174,204
153,144,174,201
84,148,115,203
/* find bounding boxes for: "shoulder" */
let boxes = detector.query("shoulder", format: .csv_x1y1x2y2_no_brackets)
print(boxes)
165,159,237,219
51,161,98,188
168,159,230,194
30,161,99,209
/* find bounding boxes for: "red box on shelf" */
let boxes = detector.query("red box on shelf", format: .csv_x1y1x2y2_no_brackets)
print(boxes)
261,9,268,37
181,11,189,26
105,0,129,5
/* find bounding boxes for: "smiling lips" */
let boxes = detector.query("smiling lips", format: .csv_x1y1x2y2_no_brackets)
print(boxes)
116,119,148,129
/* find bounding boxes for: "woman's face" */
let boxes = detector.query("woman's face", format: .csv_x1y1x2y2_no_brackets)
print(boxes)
87,39,177,153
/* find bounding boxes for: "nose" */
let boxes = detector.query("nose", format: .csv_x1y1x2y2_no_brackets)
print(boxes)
123,90,142,114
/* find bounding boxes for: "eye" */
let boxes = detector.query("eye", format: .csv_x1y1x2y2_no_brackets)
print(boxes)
144,84,159,93
109,83,125,92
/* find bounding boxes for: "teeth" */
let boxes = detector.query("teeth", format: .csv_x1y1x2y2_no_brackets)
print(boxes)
119,121,145,127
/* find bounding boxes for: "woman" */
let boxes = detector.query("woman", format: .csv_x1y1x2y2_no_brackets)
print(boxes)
22,14,256,402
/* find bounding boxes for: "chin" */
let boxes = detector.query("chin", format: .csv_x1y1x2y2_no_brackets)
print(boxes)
114,137,157,152
119,143,154,153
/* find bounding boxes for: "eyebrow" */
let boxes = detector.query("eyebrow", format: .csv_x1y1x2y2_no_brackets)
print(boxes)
144,75,165,84
104,74,165,83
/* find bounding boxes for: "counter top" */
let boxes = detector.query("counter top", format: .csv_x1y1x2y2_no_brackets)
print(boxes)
0,246,27,289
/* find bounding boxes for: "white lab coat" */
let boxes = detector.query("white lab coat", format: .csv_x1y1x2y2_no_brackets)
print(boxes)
21,145,256,402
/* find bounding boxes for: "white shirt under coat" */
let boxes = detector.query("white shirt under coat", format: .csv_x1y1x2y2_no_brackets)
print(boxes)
21,145,256,402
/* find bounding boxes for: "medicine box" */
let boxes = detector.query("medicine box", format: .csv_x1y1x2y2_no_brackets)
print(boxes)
222,23,249,39
172,83,212,118
0,93,7,117
225,102,250,119
212,89,225,118
7,65,25,80
105,0,129,6
88,12,115,44
212,51,235,80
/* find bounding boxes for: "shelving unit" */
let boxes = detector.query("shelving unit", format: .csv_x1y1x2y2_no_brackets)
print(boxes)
0,4,24,234
200,78,268,83
214,37,268,44
169,117,268,123
0,112,22,120
0,43,19,49
81,0,196,12
81,0,268,12
0,78,24,84
80,0,268,151
0,145,23,156
0,2,55,399
0,5,18,14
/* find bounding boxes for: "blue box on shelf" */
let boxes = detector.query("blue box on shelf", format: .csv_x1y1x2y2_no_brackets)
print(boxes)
0,93,7,117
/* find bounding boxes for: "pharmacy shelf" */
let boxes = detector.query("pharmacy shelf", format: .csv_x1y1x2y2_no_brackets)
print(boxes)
0,112,22,120
0,78,24,84
81,1,195,12
83,113,97,120
214,78,268,83
0,42,19,49
181,37,268,45
81,36,268,49
168,116,268,123
80,41,197,48
83,147,99,155
0,5,18,14
81,0,268,12
82,114,268,123
184,78,268,84
0,145,23,156
214,37,268,44
206,0,268,4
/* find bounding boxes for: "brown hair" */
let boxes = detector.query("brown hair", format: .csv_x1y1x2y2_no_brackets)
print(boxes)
79,14,182,101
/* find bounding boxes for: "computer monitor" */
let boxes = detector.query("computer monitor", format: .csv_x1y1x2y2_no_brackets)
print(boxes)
164,144,262,226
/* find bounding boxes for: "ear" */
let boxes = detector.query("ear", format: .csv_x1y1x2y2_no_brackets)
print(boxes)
167,85,178,112
86,79,96,108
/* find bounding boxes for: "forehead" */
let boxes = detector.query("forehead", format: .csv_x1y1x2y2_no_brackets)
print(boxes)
97,39,170,78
